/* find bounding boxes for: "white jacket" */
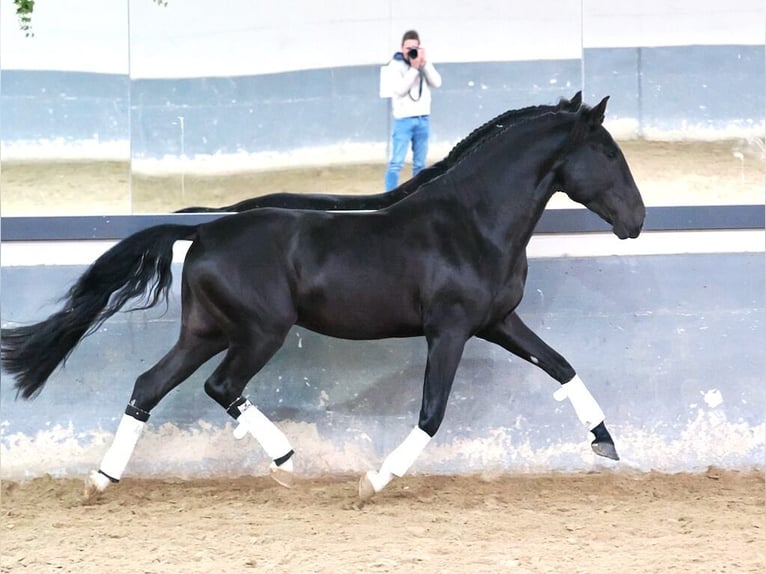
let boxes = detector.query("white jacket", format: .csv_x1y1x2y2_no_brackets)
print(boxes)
385,54,442,119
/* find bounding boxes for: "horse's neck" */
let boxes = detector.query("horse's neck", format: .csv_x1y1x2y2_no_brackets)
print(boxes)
388,115,572,254
509,170,559,242
453,117,571,243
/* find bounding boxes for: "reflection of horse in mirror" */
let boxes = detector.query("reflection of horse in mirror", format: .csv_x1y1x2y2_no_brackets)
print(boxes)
1,96,644,501
175,92,583,213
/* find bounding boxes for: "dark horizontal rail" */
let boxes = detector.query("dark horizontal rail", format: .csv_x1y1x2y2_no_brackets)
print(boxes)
0,205,763,242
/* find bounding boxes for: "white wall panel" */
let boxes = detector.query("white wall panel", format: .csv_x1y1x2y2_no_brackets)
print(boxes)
0,0,128,73
583,0,766,47
2,0,763,76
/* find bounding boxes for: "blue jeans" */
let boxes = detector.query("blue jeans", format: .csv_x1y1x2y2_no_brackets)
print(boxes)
384,115,430,191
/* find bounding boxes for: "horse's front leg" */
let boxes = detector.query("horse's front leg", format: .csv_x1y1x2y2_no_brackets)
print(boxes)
359,324,468,501
477,311,619,461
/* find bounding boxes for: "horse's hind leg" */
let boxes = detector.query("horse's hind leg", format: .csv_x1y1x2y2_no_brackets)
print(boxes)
85,332,225,498
202,333,295,487
477,311,619,460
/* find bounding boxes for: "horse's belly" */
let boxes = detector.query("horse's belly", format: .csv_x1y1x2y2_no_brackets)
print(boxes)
295,295,423,340
297,315,423,340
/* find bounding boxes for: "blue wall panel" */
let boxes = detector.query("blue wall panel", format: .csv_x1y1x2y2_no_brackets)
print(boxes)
2,46,763,159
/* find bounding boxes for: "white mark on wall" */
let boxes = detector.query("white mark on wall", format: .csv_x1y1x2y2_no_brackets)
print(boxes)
357,432,372,443
702,389,724,409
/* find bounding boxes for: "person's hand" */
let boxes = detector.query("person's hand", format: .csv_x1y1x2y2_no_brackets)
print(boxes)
412,47,427,69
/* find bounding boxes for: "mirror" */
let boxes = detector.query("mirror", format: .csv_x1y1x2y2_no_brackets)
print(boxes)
127,2,585,213
0,0,130,216
9,3,761,215
2,2,586,215
581,3,766,208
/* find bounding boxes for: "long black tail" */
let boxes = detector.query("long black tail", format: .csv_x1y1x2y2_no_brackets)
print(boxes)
1,223,198,400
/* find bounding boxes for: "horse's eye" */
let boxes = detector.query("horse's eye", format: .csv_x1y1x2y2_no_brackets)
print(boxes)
604,147,618,159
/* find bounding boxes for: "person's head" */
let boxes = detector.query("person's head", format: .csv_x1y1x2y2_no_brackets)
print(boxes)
401,30,420,61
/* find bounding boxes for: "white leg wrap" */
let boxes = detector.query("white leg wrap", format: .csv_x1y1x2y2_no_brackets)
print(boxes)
233,400,292,461
365,426,431,494
381,426,431,477
88,470,113,492
99,414,146,481
554,375,605,429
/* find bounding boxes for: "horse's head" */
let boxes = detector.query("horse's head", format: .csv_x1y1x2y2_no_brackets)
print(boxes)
554,97,645,239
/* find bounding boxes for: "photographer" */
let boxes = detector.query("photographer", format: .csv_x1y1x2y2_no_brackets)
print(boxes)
383,29,442,191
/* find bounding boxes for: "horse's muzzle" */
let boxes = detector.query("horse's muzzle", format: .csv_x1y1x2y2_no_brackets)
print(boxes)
616,201,645,239
614,220,643,240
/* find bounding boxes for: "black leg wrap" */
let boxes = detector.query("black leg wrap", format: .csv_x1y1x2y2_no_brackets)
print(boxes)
274,450,294,467
98,469,120,484
226,396,248,419
125,403,150,422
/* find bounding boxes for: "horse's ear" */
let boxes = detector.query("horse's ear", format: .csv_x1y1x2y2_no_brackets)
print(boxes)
557,90,583,113
570,95,609,144
589,96,609,125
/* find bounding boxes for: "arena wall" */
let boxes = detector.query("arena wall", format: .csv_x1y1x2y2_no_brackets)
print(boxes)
1,241,763,480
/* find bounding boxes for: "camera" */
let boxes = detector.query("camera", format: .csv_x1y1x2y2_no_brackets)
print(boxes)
407,47,419,59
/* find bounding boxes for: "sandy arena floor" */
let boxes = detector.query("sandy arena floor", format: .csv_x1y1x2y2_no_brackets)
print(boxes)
1,470,764,573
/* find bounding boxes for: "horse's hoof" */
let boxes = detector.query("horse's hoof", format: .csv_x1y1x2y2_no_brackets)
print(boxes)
82,482,99,503
82,470,110,502
269,465,294,489
591,440,620,461
358,471,377,502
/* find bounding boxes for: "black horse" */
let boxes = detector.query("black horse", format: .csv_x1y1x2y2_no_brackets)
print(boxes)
1,97,644,501
175,92,583,213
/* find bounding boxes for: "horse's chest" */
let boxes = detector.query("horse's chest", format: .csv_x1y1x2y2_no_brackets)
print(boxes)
488,270,527,314
492,282,524,311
